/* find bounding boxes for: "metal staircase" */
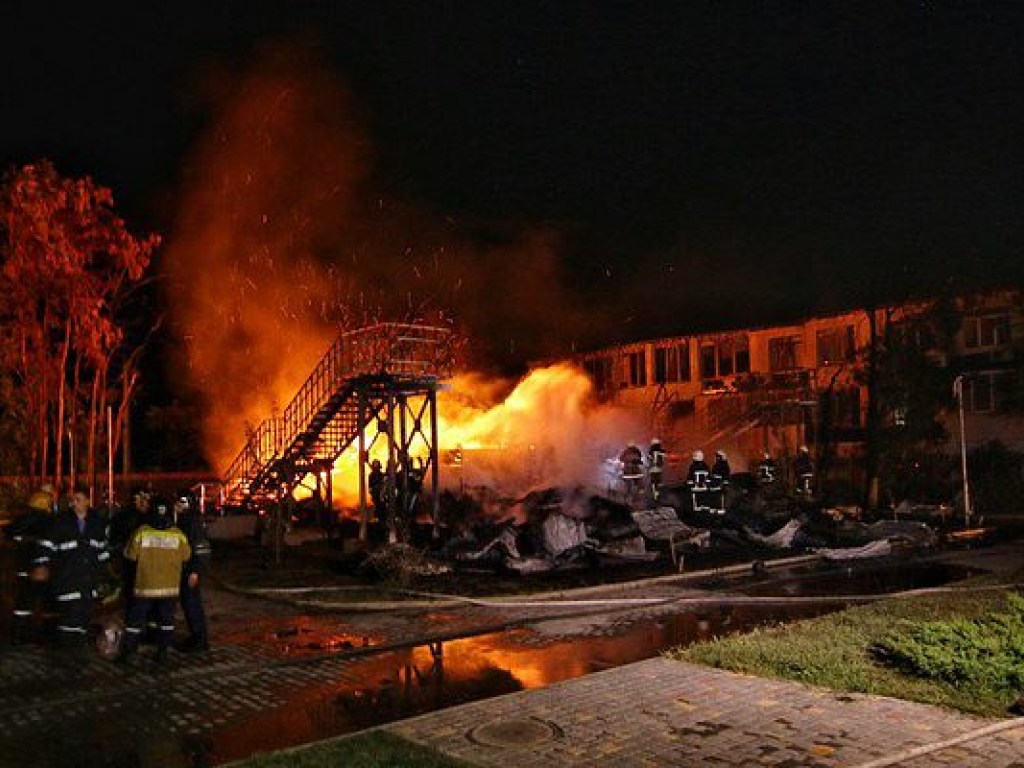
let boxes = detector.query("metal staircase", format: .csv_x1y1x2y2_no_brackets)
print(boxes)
222,323,454,513
698,371,816,447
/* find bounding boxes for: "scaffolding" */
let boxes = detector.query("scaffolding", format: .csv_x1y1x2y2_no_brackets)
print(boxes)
222,323,454,551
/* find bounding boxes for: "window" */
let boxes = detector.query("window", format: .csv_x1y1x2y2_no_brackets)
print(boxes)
654,342,691,384
628,350,646,387
700,336,748,379
718,339,734,377
834,388,861,428
735,336,750,374
700,344,716,379
963,314,1011,349
964,371,1017,413
584,356,614,394
769,336,800,371
816,326,856,365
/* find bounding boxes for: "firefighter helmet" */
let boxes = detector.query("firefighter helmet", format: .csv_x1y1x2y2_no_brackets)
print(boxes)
692,449,704,462
716,450,727,460
26,488,54,513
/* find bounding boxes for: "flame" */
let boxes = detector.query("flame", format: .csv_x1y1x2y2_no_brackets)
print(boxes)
298,362,642,509
163,43,620,492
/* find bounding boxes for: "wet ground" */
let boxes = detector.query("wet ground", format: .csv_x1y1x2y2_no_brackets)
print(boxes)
0,541,990,767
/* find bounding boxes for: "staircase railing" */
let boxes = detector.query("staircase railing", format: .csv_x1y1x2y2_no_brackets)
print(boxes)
222,322,452,502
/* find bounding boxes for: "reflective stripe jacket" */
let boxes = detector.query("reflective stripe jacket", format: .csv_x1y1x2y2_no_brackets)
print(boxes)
125,524,190,598
36,510,109,600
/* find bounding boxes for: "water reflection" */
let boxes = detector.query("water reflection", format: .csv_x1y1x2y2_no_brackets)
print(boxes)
208,600,825,763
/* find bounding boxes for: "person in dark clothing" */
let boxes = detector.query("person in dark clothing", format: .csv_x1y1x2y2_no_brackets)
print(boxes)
108,488,150,621
5,487,55,644
647,439,666,501
794,445,814,496
368,459,385,521
711,450,731,487
709,450,731,515
173,493,210,653
686,450,712,513
757,451,778,485
35,487,110,646
619,442,644,503
685,450,711,488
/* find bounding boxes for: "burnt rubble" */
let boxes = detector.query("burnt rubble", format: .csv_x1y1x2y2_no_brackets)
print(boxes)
419,477,945,576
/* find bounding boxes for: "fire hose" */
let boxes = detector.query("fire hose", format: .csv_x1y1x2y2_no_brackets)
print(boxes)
237,581,1023,612
851,716,1024,767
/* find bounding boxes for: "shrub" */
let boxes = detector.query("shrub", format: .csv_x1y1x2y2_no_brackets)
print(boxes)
872,592,1024,693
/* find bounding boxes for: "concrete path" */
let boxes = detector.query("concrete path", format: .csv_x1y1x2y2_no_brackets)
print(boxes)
388,657,1024,767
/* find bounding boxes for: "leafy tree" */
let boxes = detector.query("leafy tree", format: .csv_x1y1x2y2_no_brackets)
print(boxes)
0,160,159,497
860,299,957,507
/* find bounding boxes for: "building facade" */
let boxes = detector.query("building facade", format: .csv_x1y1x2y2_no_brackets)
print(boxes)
575,288,1024,483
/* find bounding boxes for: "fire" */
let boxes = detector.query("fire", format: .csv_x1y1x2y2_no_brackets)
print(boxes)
162,44,624,500
305,362,642,509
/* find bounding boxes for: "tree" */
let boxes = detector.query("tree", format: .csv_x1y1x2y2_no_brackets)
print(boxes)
0,160,159,497
859,299,956,508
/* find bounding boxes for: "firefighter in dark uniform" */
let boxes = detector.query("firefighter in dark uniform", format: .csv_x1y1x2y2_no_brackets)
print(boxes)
5,486,55,644
619,442,644,504
710,450,732,515
686,450,712,513
757,451,778,485
35,487,109,646
108,488,150,621
794,445,814,496
174,493,210,652
648,439,666,501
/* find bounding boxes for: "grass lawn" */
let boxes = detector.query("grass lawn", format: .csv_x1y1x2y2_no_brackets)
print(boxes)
232,730,474,768
668,575,1024,717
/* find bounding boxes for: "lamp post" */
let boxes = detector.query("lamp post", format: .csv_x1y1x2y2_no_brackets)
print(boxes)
953,375,972,527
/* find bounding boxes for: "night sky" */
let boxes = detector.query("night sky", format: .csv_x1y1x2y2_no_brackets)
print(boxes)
3,2,1023,352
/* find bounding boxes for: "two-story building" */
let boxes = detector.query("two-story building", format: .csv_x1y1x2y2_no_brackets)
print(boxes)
574,288,1023,483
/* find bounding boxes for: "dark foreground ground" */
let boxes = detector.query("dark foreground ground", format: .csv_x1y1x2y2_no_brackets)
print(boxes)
0,522,1021,767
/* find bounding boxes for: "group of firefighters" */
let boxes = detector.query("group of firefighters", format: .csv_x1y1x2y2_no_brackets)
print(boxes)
5,484,209,663
618,440,816,512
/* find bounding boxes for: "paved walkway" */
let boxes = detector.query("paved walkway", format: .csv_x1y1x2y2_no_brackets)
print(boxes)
388,657,1024,767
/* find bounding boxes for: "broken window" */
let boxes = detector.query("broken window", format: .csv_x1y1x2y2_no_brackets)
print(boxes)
769,336,800,371
963,314,1011,349
700,344,716,379
584,356,614,395
816,325,856,365
628,350,647,387
735,336,750,374
654,342,690,384
718,339,734,376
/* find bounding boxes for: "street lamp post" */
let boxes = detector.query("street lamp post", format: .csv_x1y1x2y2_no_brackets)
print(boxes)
954,375,972,528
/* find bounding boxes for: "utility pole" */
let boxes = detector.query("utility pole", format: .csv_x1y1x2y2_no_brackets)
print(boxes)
954,375,972,527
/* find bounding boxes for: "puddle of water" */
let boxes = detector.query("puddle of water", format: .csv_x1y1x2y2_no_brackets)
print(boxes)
206,601,828,763
206,557,977,763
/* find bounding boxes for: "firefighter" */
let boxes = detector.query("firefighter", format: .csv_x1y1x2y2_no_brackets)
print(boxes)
795,445,814,496
368,459,385,520
173,493,210,653
619,441,644,504
710,450,731,515
108,487,151,621
711,450,731,487
686,450,712,513
116,496,190,664
648,438,666,501
35,487,110,647
757,451,778,485
5,486,55,644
